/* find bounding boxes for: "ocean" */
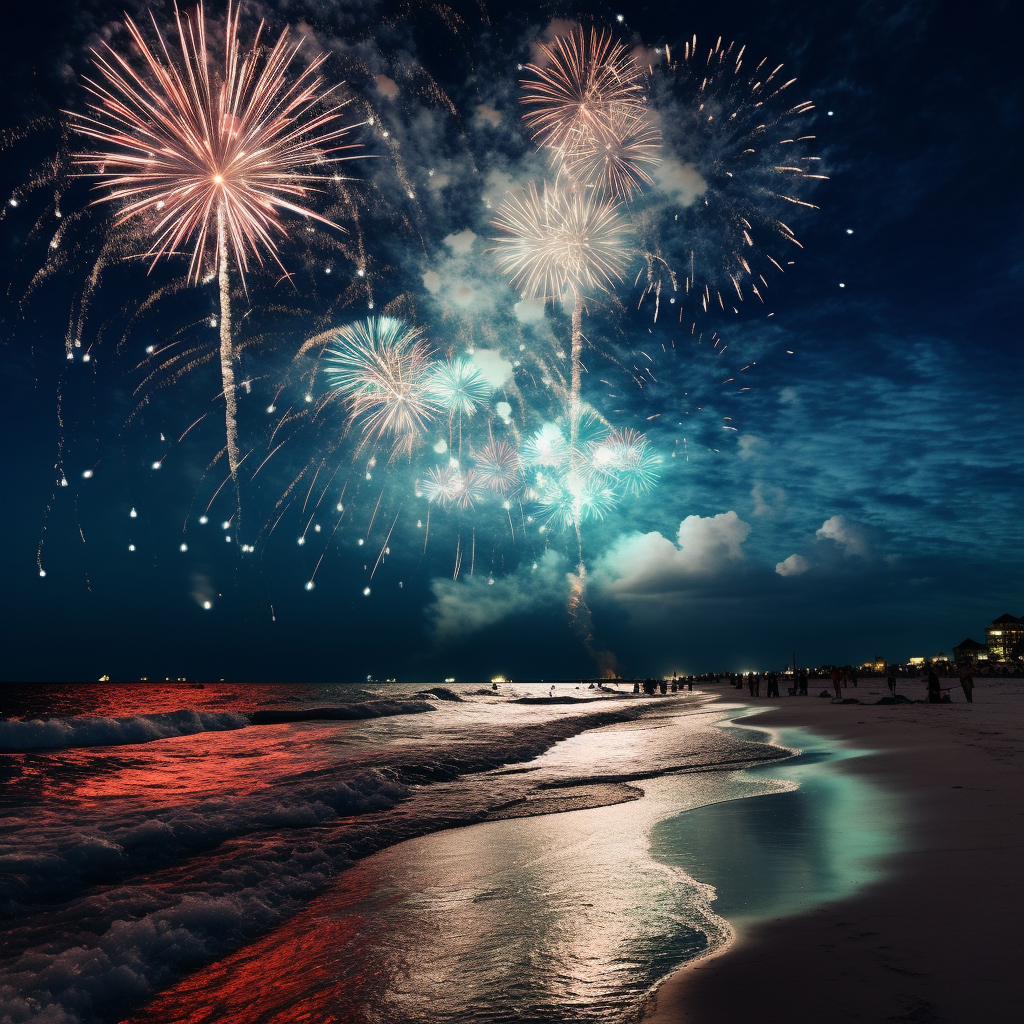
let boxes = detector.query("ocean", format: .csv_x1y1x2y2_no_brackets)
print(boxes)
0,682,890,1023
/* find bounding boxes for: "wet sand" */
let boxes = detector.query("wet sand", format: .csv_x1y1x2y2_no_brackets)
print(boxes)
641,676,1024,1023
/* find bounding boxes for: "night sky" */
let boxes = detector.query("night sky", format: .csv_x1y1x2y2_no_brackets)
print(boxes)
1,0,1020,683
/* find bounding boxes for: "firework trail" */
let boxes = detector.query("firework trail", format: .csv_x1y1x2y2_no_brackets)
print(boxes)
70,0,362,533
491,179,630,482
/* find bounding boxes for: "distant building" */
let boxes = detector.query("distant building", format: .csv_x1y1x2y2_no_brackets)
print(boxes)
985,613,1024,664
952,637,987,665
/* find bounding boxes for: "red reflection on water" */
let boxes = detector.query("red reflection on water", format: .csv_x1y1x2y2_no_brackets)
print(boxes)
1,682,325,719
4,722,358,811
119,861,393,1024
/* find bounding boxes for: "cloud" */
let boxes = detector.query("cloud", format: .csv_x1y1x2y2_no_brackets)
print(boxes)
529,19,579,64
474,104,501,127
653,156,706,206
816,515,872,557
775,554,810,577
630,44,667,71
597,511,752,597
374,74,399,99
422,270,441,293
427,551,570,642
443,229,477,255
514,297,546,323
737,434,765,460
751,482,786,517
469,348,513,388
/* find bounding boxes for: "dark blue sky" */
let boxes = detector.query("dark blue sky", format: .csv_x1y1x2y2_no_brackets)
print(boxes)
1,0,1020,682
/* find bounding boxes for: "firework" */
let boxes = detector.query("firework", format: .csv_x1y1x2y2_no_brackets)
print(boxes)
636,36,824,322
521,25,660,200
424,358,492,418
324,317,437,455
520,26,647,157
589,428,662,495
472,439,523,495
532,470,616,528
559,105,662,200
419,465,487,510
70,1,361,522
491,179,630,301
521,422,570,469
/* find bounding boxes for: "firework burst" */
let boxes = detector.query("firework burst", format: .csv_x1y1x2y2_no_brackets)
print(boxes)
424,358,492,419
521,26,646,157
559,105,662,200
324,317,437,455
491,179,630,300
472,439,523,495
70,1,361,525
521,25,661,201
636,36,825,322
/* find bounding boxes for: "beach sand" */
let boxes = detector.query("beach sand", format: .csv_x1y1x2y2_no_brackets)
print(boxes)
641,676,1023,1024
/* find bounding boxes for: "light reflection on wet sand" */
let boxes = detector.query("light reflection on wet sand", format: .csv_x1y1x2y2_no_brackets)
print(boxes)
124,709,782,1024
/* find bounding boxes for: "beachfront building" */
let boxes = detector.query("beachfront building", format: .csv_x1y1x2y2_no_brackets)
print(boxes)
952,637,987,665
985,613,1024,664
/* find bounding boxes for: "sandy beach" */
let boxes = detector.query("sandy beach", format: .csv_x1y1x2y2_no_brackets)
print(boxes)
641,676,1024,1024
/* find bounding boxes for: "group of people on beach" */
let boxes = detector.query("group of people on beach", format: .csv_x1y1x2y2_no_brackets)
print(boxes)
925,665,975,703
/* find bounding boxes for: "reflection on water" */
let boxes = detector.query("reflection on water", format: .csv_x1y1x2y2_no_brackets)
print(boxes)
128,709,757,1024
649,723,900,925
130,799,719,1024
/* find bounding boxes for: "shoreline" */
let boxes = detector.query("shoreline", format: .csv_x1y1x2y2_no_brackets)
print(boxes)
640,677,1023,1023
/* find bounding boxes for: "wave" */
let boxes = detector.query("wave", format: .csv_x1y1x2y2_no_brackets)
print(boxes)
249,699,434,724
0,699,782,1024
0,700,436,752
0,709,249,753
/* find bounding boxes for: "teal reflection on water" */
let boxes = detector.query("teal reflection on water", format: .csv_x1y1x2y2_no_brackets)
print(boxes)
649,724,900,925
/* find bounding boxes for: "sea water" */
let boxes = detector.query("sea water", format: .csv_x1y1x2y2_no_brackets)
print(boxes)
0,684,892,1023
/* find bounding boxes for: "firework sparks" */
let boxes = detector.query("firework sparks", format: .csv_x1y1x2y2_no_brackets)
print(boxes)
70,0,361,526
424,358,492,419
559,105,662,200
473,439,523,495
491,179,630,301
521,25,661,200
636,36,824,322
521,26,646,157
324,317,438,456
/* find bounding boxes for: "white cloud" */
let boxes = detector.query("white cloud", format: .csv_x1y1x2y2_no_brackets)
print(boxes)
482,169,519,209
422,270,441,293
470,348,513,388
751,482,786,517
443,229,477,255
778,387,800,404
597,511,752,597
816,515,871,557
514,297,546,323
775,554,810,577
427,551,570,642
653,157,706,206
